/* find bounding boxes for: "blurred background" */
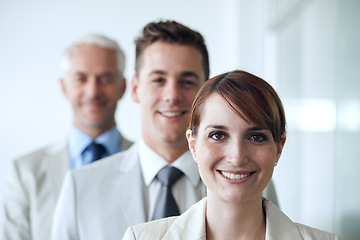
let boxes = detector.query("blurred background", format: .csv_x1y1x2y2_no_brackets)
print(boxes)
0,0,359,239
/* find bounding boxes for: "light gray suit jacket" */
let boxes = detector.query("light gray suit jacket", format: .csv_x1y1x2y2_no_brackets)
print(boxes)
2,136,132,240
51,142,280,240
123,197,341,240
51,143,152,240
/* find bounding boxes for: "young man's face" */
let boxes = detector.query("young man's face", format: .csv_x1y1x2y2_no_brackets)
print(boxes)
132,41,206,152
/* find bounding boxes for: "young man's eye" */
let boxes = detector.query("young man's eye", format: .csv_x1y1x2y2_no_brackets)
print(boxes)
183,80,195,85
152,78,165,83
208,131,227,141
181,79,197,88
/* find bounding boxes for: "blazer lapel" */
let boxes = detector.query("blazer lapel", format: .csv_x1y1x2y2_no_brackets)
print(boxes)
163,198,207,240
115,144,147,227
120,135,133,151
264,198,304,240
161,198,304,240
46,139,69,201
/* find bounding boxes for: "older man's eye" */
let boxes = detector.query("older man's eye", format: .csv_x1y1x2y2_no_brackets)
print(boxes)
98,74,114,84
74,75,86,83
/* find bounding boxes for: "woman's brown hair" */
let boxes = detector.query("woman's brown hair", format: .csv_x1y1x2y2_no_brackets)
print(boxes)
188,70,286,143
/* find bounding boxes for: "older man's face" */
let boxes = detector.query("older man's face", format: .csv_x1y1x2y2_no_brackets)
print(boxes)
61,44,125,136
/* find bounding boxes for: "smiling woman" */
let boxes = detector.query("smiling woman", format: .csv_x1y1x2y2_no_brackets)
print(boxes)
187,92,282,206
122,70,341,240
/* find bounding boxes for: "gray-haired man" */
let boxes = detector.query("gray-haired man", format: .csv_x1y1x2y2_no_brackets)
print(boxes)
2,34,132,240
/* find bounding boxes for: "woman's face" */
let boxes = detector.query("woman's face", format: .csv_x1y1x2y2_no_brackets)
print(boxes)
186,93,285,204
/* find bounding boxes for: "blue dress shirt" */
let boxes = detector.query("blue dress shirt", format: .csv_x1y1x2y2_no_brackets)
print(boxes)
67,125,121,169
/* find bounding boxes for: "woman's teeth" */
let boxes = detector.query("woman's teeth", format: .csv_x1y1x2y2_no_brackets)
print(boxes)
221,171,250,180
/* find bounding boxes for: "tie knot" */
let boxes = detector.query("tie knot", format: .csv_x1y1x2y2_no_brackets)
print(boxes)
156,166,183,187
86,142,107,162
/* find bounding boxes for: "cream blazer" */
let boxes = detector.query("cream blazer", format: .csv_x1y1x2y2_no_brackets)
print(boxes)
123,197,341,240
2,136,132,240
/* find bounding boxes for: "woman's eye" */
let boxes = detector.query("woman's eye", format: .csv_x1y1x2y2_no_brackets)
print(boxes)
209,132,227,141
249,134,267,142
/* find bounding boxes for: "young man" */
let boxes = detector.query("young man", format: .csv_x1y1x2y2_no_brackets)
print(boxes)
51,21,278,239
2,34,132,240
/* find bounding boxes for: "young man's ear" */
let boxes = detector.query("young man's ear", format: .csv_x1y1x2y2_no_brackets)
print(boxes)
131,75,140,103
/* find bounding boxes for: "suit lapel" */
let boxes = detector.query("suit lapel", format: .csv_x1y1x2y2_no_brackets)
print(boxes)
115,144,147,227
46,139,69,201
120,135,133,151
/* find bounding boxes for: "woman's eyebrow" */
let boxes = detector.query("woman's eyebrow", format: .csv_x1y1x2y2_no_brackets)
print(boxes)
204,125,228,131
247,126,269,132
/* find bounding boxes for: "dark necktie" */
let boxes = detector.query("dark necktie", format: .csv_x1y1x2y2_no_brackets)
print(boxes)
152,166,184,220
87,142,107,163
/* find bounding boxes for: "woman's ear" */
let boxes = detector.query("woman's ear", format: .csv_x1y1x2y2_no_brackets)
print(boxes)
276,134,287,163
186,129,197,162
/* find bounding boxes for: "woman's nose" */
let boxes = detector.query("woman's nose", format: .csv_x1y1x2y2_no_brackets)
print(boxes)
227,140,249,166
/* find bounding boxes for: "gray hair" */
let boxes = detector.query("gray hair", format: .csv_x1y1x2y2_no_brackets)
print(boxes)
61,33,126,78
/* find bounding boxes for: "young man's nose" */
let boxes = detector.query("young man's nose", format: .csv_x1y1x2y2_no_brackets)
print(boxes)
163,81,182,103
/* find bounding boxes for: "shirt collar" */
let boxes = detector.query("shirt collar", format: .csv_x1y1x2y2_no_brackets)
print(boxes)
68,125,121,159
95,126,121,155
139,139,201,187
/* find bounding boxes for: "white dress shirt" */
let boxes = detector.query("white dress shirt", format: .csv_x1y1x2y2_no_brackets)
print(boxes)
139,140,206,221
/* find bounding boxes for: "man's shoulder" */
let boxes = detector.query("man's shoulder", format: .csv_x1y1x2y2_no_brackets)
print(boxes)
12,140,67,170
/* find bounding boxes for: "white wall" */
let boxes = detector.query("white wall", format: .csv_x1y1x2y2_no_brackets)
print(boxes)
1,0,359,239
268,1,360,239
0,0,265,229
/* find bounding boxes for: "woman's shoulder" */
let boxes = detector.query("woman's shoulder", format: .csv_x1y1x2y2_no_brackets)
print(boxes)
263,198,340,240
295,223,341,240
122,198,208,240
123,217,178,240
263,198,341,240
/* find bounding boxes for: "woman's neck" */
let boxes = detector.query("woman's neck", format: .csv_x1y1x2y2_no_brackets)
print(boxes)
205,195,266,240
